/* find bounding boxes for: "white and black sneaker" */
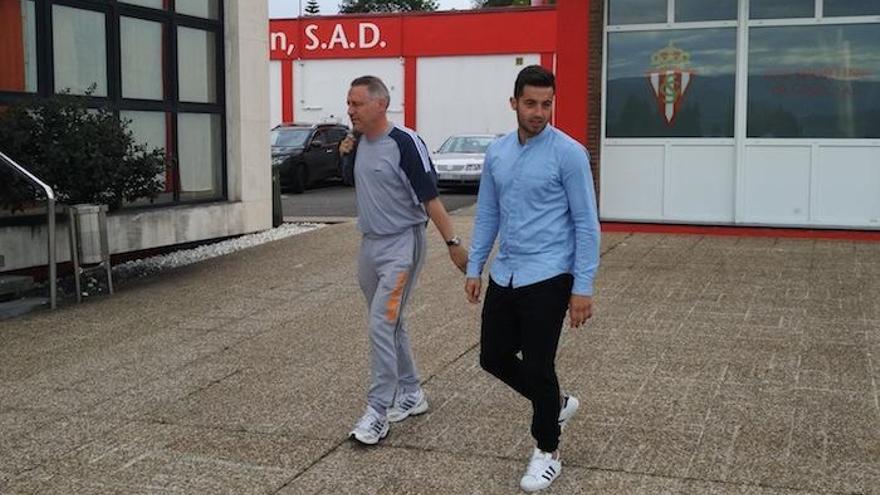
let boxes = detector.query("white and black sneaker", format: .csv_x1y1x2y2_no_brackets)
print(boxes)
520,448,562,492
349,406,389,445
558,394,579,431
387,388,429,423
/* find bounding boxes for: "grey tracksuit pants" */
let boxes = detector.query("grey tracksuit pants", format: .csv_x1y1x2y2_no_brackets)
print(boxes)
358,225,426,415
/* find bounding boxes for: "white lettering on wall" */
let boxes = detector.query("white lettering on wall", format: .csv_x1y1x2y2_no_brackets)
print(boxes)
359,23,380,49
302,23,387,51
304,25,320,50
327,24,350,49
271,31,297,56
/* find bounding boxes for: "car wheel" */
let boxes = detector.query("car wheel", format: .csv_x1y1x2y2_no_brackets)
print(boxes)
290,163,308,194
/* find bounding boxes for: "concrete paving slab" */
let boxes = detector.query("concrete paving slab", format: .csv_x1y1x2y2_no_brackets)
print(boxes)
1,220,879,493
0,414,127,475
8,421,335,494
80,361,245,421
597,425,704,479
619,377,718,430
797,342,874,392
0,409,62,448
276,443,683,495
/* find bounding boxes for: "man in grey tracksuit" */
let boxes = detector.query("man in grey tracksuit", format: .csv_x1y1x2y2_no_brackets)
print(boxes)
340,75,468,445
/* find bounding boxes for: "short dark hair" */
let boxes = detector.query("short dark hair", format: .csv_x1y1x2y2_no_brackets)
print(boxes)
514,65,555,99
351,75,390,108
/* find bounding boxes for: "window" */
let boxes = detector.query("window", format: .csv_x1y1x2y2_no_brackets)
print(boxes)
120,0,164,8
0,0,37,93
178,26,217,103
122,110,166,153
749,0,814,19
748,24,880,138
311,129,329,147
439,136,495,153
675,0,737,22
608,0,667,25
52,5,107,96
328,128,348,143
606,29,737,137
824,0,880,17
1,0,225,207
121,110,173,204
176,0,220,20
272,128,311,147
121,17,164,100
178,113,222,200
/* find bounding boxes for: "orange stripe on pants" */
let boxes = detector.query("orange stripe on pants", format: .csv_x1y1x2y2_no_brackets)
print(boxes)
385,272,409,322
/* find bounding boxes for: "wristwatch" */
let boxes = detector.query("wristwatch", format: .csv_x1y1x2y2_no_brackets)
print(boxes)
445,236,461,247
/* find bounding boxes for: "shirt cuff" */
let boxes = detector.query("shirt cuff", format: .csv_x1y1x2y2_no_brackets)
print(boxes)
466,263,482,279
572,279,594,297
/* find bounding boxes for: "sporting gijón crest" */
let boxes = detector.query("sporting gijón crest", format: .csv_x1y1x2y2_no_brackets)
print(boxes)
647,43,695,126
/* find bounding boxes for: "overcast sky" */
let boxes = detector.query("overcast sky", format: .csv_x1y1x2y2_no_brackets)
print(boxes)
269,0,475,18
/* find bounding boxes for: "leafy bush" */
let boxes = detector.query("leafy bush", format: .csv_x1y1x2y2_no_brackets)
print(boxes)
0,91,166,212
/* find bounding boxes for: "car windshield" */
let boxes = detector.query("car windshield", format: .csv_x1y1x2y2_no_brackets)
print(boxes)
271,128,310,147
437,136,494,154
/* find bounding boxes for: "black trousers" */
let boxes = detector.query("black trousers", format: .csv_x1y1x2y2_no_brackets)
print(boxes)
479,273,573,453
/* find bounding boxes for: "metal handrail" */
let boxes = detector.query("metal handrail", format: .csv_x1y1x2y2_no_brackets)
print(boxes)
0,151,57,309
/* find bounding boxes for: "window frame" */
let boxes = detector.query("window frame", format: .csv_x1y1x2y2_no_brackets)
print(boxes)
746,22,880,139
0,0,227,208
604,27,739,138
603,0,880,142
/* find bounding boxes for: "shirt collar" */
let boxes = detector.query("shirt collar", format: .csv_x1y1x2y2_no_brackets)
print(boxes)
520,124,553,147
364,122,394,143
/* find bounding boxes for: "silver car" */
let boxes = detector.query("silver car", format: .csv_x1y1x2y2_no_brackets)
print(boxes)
432,134,499,187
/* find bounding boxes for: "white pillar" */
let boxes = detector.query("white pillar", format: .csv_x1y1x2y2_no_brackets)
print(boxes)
224,0,272,231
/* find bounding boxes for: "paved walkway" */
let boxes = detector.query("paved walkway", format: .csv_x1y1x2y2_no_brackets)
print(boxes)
1,215,879,494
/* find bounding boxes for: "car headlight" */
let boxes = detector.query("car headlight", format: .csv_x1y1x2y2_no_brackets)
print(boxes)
465,163,482,172
272,156,285,166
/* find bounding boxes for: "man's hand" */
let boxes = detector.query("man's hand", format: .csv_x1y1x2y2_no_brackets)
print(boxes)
465,277,482,304
568,295,593,328
448,245,468,274
339,134,356,155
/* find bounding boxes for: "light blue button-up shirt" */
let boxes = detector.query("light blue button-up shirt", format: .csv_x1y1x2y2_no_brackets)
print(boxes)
466,125,600,296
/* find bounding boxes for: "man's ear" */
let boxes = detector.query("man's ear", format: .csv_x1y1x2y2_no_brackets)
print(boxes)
509,96,517,111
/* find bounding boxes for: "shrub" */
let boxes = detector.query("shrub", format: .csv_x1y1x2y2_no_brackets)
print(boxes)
0,91,166,212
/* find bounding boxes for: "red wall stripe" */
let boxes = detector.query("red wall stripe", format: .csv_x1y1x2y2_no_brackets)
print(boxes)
281,60,294,123
404,57,417,129
0,0,25,91
554,0,589,146
270,9,557,60
540,52,554,71
400,9,556,57
602,222,880,242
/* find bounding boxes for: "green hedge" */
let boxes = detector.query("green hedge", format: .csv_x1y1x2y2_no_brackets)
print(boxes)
0,91,166,212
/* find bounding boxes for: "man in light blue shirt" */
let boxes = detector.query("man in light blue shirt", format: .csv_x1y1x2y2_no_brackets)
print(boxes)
465,65,600,492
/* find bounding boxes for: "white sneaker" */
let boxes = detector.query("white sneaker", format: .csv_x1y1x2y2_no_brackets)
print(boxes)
387,388,429,423
349,406,389,445
558,394,579,431
519,448,562,492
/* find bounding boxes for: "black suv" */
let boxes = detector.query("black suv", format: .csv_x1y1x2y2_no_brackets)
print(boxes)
271,123,350,193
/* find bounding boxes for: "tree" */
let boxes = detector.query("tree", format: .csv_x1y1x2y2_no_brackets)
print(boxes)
473,0,555,7
0,90,166,212
304,0,321,15
339,0,439,13
473,0,530,7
